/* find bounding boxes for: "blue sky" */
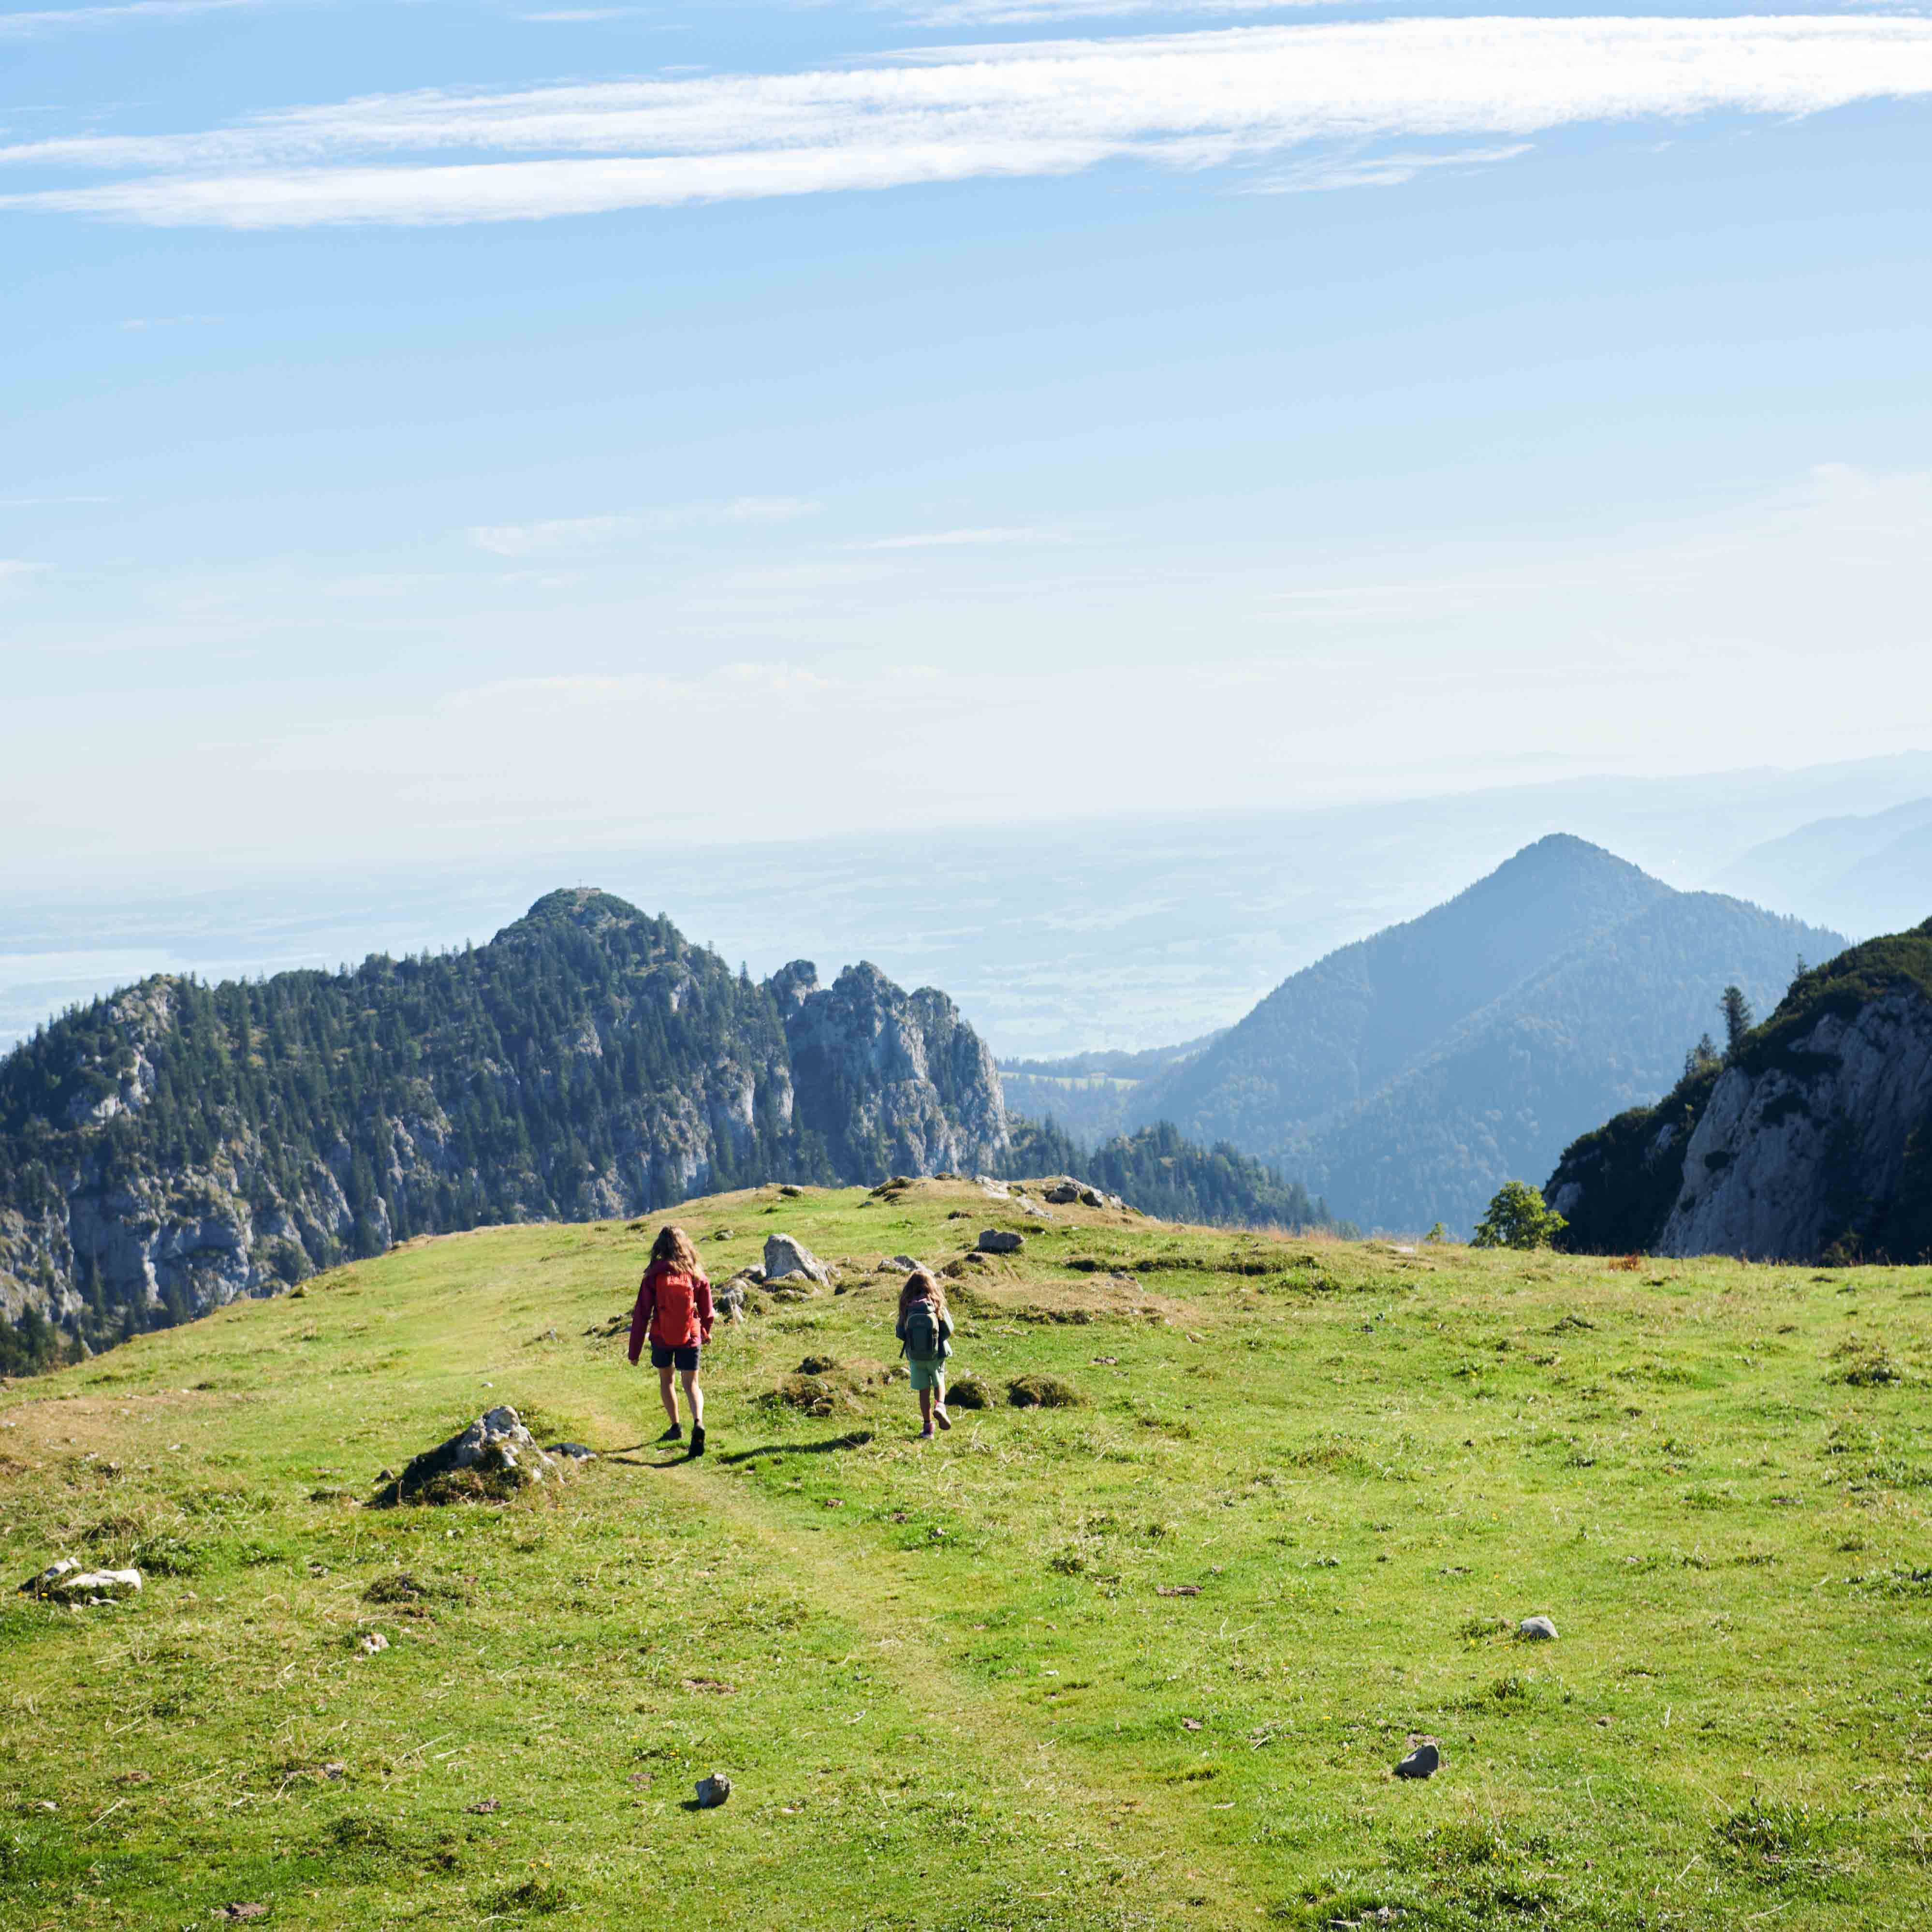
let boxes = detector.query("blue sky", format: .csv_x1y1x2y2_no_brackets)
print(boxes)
3,0,1930,885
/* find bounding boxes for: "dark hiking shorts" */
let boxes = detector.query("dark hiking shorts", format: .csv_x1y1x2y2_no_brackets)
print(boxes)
650,1341,701,1372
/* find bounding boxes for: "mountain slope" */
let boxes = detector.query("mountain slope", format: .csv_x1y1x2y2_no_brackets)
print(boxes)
1292,891,1842,1233
1142,835,1673,1150
1547,919,1932,1262
0,889,1007,1345
1710,796,1932,935
1133,836,1842,1233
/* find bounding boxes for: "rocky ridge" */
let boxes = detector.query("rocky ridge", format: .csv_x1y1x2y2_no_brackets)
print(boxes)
0,890,1007,1344
1547,917,1932,1262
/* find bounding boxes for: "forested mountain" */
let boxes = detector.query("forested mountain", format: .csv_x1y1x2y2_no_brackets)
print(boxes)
997,1032,1222,1145
1002,1116,1341,1234
1131,837,1842,1234
1548,918,1932,1263
0,889,1008,1361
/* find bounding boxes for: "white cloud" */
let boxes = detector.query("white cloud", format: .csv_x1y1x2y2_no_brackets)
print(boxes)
1251,141,1531,193
0,560,41,585
897,0,1337,21
467,496,818,556
0,0,256,36
4,16,1931,226
851,525,1070,550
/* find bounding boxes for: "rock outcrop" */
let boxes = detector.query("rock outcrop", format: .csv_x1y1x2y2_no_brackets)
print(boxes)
769,961,1009,1183
1548,919,1932,1262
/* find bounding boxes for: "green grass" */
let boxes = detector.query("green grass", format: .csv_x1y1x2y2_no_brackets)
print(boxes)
3,1178,1931,1929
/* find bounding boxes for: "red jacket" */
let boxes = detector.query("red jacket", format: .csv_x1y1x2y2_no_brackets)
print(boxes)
628,1261,713,1362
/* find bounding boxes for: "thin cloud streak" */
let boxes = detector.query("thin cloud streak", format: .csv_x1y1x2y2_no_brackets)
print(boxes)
900,0,1340,20
467,496,819,556
852,525,1071,549
0,0,256,35
4,16,1932,225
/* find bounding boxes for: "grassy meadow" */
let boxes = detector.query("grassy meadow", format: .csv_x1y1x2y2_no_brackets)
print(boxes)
2,1176,1929,1929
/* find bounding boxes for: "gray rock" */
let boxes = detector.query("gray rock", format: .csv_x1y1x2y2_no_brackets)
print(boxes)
977,1229,1024,1254
1078,1186,1105,1208
544,1442,597,1461
695,1771,732,1808
1393,1742,1439,1779
882,1254,922,1273
359,1632,389,1655
395,1405,555,1495
763,1233,831,1284
715,1275,752,1319
20,1559,142,1603
1517,1614,1558,1641
1044,1181,1081,1205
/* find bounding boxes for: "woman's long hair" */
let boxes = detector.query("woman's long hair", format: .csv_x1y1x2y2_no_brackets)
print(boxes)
898,1268,947,1322
650,1224,701,1273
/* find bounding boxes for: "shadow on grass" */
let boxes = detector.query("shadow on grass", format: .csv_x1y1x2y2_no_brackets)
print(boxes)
716,1430,874,1465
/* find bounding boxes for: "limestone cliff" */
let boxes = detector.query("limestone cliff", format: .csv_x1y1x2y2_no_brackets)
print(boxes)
1547,919,1932,1262
769,960,1009,1180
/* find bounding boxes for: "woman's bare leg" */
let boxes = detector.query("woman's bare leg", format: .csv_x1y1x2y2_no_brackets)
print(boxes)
659,1365,680,1428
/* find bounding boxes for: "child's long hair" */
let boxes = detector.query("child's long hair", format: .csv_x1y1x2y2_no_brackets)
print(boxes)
650,1224,701,1273
898,1268,947,1321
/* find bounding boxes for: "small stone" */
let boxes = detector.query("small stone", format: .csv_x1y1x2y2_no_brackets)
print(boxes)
219,1906,269,1922
977,1229,1024,1254
888,1254,921,1273
321,1762,346,1779
1517,1615,1558,1642
544,1442,597,1461
1044,1181,1081,1204
1181,1717,1203,1731
466,1798,500,1814
1393,1742,1440,1779
695,1771,732,1808
1156,1584,1201,1597
359,1632,389,1655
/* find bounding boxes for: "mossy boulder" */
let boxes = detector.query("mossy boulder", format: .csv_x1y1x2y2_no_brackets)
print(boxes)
1006,1374,1083,1410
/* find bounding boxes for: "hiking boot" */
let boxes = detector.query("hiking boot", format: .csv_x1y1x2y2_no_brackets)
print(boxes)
658,1423,683,1444
934,1405,951,1432
688,1425,706,1459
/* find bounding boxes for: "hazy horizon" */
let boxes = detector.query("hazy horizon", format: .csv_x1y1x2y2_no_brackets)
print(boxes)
5,748,1921,1062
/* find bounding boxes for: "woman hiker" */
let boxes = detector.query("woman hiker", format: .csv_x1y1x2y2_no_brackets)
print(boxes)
628,1224,714,1457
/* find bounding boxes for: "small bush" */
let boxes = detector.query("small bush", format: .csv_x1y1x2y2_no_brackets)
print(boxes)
946,1375,993,1410
1472,1181,1568,1251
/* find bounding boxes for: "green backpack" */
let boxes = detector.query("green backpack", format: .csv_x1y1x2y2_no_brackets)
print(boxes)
903,1298,943,1363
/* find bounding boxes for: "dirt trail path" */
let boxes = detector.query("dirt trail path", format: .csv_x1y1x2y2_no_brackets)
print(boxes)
579,1390,1248,1928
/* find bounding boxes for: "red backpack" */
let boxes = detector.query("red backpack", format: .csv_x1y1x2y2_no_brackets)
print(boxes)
647,1266,703,1347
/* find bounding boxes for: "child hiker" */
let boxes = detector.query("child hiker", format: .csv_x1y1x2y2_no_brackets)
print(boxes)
895,1268,954,1439
628,1225,714,1457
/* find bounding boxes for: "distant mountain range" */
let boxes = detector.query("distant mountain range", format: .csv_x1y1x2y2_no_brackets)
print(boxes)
1105,836,1844,1235
1712,797,1932,940
1549,917,1932,1263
